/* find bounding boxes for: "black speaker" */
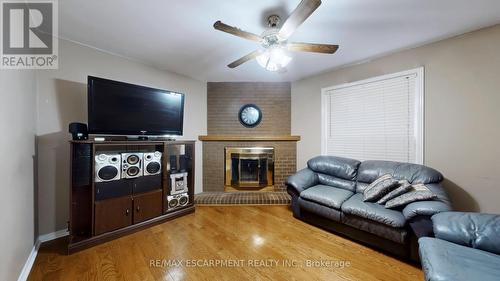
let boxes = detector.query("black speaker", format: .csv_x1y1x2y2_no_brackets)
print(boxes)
72,144,92,188
169,155,178,172
69,122,88,140
179,155,187,172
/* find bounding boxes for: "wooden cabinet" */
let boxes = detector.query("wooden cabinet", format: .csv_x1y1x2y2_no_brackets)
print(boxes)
94,196,132,235
133,190,162,224
69,140,195,253
94,190,163,234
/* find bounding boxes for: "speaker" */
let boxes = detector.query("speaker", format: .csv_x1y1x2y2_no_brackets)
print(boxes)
72,144,92,187
121,153,143,179
68,122,88,140
179,155,188,172
166,193,189,211
94,154,121,182
143,151,162,176
169,155,177,172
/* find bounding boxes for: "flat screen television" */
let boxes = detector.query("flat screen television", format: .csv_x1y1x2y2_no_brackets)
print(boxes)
88,76,184,136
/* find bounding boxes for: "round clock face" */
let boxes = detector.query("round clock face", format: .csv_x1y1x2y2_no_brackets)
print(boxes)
238,104,262,128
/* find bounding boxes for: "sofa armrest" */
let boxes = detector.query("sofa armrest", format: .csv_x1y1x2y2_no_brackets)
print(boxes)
403,200,451,221
431,212,500,255
402,183,451,220
286,168,318,194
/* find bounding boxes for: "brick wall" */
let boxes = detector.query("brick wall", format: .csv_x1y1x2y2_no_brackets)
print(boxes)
203,82,297,192
207,82,291,135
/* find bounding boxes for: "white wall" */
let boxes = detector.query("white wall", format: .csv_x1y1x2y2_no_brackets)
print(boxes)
0,70,36,281
36,39,207,236
292,24,500,213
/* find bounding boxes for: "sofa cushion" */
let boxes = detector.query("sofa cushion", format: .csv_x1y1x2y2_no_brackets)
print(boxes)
300,185,354,210
307,156,361,180
341,194,407,228
317,173,356,192
342,214,408,244
356,160,443,193
377,180,412,204
385,184,437,209
298,197,342,222
419,237,500,281
363,174,399,202
432,212,500,255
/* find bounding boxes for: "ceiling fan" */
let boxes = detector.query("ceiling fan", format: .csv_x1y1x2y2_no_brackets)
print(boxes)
213,0,338,72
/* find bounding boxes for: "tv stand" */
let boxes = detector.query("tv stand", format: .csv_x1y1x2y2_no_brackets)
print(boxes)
68,139,195,254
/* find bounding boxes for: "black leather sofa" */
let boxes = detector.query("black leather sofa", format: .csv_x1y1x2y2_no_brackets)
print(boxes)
286,156,452,260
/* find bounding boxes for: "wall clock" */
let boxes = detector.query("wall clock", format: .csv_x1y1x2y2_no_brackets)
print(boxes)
238,104,262,128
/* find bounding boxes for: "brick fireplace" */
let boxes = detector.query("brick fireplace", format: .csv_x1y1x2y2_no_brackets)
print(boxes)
198,82,299,204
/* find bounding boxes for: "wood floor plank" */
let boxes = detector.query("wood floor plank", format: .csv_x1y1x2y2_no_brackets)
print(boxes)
28,206,423,281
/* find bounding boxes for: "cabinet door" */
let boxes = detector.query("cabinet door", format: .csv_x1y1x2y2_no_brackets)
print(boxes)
133,190,163,224
94,196,132,235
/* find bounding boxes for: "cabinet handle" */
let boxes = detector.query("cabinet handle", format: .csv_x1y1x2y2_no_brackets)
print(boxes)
136,206,140,212
125,209,130,216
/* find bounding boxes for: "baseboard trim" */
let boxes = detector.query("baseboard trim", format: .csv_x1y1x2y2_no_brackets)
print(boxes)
17,229,69,281
16,240,40,281
39,229,69,243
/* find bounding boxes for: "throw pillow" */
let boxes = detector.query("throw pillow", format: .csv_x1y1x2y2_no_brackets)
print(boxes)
385,184,437,209
377,180,412,205
363,174,399,202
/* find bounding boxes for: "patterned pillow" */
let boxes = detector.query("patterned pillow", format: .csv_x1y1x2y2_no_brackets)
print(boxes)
377,180,412,205
385,184,437,209
363,174,399,202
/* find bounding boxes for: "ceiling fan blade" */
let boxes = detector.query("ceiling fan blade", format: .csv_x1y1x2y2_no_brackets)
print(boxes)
227,50,262,68
287,42,339,54
279,0,322,39
213,21,262,42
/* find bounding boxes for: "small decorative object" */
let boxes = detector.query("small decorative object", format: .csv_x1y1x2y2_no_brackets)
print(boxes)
238,104,262,128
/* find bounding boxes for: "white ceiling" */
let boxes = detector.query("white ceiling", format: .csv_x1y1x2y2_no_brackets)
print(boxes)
59,0,500,82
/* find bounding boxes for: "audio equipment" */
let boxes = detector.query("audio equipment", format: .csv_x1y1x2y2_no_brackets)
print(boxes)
170,172,188,195
167,144,186,172
143,151,162,176
72,144,92,187
166,193,189,211
69,122,88,140
179,155,188,172
121,153,143,179
169,155,177,172
95,154,121,182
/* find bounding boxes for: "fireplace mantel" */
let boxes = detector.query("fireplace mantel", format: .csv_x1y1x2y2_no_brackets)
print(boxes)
198,135,300,142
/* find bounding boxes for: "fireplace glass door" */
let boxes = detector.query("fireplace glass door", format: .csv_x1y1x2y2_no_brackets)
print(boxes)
225,147,274,190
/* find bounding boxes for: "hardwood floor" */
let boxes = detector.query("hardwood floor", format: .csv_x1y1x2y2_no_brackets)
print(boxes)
28,206,423,281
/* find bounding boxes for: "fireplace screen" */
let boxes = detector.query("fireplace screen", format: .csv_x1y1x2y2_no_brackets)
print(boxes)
225,147,274,190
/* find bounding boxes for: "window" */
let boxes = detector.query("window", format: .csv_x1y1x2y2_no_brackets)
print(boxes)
321,67,424,164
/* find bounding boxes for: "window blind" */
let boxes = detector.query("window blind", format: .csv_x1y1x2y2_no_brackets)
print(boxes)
322,69,423,164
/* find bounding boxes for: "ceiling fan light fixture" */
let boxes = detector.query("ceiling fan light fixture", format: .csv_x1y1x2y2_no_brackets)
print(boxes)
214,0,337,70
256,47,291,72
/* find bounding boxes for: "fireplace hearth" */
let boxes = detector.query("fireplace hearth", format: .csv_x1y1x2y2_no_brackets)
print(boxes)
225,147,274,191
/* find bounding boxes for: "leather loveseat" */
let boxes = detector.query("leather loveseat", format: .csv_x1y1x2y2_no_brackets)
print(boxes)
419,212,500,281
286,156,452,260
